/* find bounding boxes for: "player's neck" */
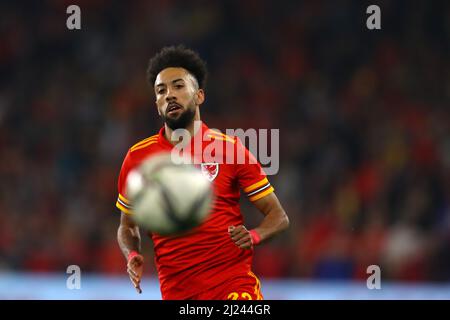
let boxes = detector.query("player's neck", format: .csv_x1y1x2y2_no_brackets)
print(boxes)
164,115,201,146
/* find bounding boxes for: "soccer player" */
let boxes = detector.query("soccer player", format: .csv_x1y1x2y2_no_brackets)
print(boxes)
116,45,289,300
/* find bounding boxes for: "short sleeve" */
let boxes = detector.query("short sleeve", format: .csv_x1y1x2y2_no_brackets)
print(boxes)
235,137,274,202
116,149,134,214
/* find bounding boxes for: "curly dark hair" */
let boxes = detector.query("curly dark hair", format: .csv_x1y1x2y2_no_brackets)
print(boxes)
146,45,208,89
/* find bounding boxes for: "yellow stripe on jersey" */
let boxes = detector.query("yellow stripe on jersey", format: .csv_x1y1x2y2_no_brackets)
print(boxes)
130,137,158,152
130,140,158,152
206,134,235,144
118,193,130,205
248,186,274,202
116,201,132,215
131,135,158,148
243,177,269,194
130,135,158,151
208,129,227,137
207,131,236,144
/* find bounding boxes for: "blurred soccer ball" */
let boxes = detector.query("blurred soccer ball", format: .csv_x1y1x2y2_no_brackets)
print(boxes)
125,153,213,236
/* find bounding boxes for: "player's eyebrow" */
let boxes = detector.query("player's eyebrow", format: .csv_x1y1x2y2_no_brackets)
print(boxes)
155,78,184,88
171,78,184,84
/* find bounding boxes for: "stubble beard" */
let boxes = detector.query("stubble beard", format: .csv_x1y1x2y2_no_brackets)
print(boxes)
162,103,196,131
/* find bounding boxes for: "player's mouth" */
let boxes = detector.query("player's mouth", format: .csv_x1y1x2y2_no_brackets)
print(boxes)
167,103,183,115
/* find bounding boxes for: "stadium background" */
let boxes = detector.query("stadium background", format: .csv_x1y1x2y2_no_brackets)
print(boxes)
0,0,449,299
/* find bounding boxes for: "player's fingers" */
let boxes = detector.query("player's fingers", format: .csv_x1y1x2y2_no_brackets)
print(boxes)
129,274,142,290
235,235,251,246
229,225,246,235
128,268,141,283
129,274,138,287
231,228,248,241
129,272,140,284
129,275,142,294
127,266,138,278
239,240,253,250
229,224,243,234
128,274,140,287
231,233,246,243
228,225,239,237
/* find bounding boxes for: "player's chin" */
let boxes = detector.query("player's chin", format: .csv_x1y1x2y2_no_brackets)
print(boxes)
164,110,185,122
166,113,182,120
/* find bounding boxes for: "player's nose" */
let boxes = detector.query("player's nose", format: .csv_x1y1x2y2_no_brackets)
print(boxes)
165,91,176,103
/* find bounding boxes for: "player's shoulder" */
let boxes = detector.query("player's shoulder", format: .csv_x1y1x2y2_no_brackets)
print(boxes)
205,129,237,145
129,134,160,155
205,130,250,154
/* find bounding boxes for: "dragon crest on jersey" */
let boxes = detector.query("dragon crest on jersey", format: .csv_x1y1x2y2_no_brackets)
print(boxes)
201,163,219,181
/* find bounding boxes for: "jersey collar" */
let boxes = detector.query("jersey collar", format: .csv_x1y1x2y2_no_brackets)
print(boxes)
158,121,209,149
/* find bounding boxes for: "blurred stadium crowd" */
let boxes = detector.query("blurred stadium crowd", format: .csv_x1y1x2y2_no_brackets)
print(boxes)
0,0,449,283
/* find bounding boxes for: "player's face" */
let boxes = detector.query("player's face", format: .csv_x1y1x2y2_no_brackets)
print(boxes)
154,67,204,130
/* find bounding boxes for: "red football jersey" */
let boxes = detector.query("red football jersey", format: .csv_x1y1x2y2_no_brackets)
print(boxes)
116,122,274,299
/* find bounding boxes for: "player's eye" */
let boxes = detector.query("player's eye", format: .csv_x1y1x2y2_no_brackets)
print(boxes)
157,89,166,94
175,84,184,89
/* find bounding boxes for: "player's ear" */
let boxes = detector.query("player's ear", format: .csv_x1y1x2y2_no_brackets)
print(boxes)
195,89,205,105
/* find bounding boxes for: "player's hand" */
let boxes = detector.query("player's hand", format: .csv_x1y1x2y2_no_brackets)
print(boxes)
228,225,253,250
127,253,144,294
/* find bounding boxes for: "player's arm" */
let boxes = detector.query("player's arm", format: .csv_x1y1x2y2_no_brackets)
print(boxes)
229,192,289,249
117,212,144,293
